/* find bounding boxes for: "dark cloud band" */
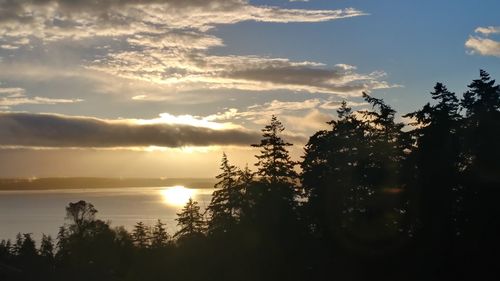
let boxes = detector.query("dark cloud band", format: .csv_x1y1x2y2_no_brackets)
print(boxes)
0,112,262,148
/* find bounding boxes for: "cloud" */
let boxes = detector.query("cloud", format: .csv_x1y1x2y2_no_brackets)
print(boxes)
282,109,333,132
465,37,500,57
202,97,368,137
475,26,500,35
0,84,83,108
206,98,366,122
0,0,364,44
91,53,393,95
0,112,263,148
466,26,500,57
0,0,384,96
0,86,25,96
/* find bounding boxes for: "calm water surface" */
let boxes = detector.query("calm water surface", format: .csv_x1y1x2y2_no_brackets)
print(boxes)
0,186,212,242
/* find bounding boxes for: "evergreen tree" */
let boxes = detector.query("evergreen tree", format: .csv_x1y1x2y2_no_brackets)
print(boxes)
18,234,37,258
248,115,305,280
404,83,463,273
40,234,54,259
13,233,23,256
151,219,170,248
459,70,500,274
0,239,12,261
39,234,55,277
236,164,255,216
249,115,299,223
302,101,369,240
206,153,242,235
461,70,500,181
55,226,69,261
174,198,205,241
252,115,298,186
132,221,150,248
360,92,409,190
302,97,409,266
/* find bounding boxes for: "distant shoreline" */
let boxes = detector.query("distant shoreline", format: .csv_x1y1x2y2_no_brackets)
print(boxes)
0,177,217,191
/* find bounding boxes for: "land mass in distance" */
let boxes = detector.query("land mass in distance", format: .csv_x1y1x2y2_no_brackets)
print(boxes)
0,177,217,190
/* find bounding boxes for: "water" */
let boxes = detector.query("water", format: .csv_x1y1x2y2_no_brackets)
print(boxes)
0,186,213,242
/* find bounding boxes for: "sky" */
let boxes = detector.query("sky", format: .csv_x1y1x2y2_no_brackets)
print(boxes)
0,0,499,178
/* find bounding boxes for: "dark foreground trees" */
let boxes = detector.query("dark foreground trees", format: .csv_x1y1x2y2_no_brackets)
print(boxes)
0,70,499,281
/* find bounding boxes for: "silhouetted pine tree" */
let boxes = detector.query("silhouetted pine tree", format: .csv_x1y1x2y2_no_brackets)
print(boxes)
302,97,410,280
0,239,12,261
360,92,409,190
39,234,55,277
132,221,150,248
461,70,500,182
40,234,54,259
174,199,205,241
459,70,500,278
302,101,370,242
236,164,255,217
252,115,298,185
358,93,410,240
249,115,299,213
206,153,242,236
404,83,463,274
151,220,170,248
247,115,305,281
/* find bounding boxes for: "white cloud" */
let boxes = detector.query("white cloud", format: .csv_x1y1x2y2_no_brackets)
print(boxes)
90,52,394,95
282,109,333,133
0,84,83,108
466,37,500,57
465,26,500,57
0,0,386,96
203,97,366,132
475,26,500,35
135,112,241,130
0,0,364,45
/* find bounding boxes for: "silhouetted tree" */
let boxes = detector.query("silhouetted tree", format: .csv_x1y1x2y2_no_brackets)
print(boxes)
249,115,300,216
459,70,500,278
236,164,255,217
40,234,54,259
206,153,242,236
132,221,150,248
404,83,463,275
461,70,500,182
39,234,55,278
175,198,205,241
151,219,170,248
302,101,369,241
1,70,500,281
0,239,12,260
65,200,98,235
246,115,305,280
252,115,298,185
302,97,410,280
13,234,23,257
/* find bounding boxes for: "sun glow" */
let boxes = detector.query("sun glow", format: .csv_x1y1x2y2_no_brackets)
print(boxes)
160,186,196,207
135,113,237,130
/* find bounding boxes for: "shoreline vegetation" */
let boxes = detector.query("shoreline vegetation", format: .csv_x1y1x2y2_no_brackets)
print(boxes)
0,178,217,191
1,70,499,280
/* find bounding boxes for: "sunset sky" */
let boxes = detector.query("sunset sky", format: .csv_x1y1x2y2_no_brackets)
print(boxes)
0,0,499,178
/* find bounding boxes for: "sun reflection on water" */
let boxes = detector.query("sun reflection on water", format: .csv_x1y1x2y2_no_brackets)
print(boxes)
160,186,196,207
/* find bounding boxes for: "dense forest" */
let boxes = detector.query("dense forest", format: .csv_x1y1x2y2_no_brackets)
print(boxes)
1,70,499,281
